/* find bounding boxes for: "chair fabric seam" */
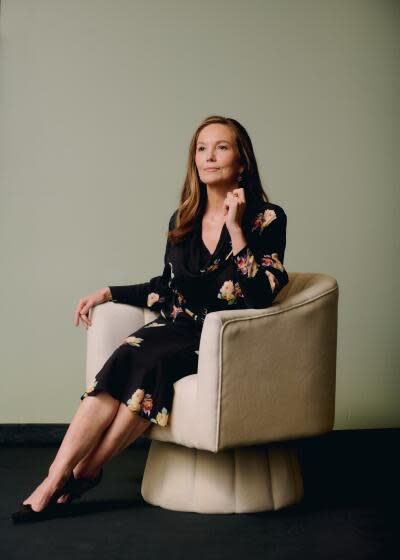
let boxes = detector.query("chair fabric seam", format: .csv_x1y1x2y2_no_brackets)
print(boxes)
219,284,338,328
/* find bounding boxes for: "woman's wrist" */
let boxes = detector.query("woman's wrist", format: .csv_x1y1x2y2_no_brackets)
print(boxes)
101,287,112,302
228,226,248,256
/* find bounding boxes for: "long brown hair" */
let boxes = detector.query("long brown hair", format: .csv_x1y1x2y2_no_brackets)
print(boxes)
167,115,270,245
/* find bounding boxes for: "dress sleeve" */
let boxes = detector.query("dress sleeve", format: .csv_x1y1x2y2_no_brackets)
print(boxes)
107,211,177,310
231,205,289,309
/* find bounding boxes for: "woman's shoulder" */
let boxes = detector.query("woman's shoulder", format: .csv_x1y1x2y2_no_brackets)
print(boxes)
252,199,286,216
168,208,179,231
247,200,287,231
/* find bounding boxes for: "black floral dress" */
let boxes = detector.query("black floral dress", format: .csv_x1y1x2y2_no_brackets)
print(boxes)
81,195,289,427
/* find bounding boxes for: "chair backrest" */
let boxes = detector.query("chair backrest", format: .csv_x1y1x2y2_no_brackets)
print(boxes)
273,271,338,307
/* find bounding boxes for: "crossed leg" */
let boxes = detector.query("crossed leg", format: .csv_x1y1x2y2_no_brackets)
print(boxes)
56,398,151,503
22,391,150,512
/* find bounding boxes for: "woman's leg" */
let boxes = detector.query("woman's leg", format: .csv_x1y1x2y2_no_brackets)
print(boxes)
22,392,120,512
56,402,151,503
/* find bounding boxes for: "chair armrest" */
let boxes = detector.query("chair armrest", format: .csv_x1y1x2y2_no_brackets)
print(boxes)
195,275,338,451
85,302,158,383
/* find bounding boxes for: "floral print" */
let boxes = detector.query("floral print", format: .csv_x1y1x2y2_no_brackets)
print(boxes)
171,304,183,320
127,388,145,412
151,407,169,427
261,253,285,272
82,378,98,398
206,258,220,273
141,393,154,416
200,257,221,274
251,208,277,235
183,307,208,324
126,388,169,426
80,310,199,430
95,202,288,431
260,252,285,293
233,245,286,302
234,247,259,278
177,291,187,306
108,202,288,319
183,307,195,319
124,336,144,347
265,270,279,293
233,246,287,295
217,280,244,305
174,290,206,322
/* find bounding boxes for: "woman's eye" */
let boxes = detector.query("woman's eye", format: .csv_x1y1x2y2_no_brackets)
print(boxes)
197,145,228,151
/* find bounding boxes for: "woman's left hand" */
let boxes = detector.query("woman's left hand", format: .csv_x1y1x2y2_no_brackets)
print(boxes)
223,188,246,231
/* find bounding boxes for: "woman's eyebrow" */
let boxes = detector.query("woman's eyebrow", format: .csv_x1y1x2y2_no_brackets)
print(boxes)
197,140,232,145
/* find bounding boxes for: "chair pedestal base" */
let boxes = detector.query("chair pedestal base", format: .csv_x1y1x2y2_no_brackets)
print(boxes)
141,439,304,514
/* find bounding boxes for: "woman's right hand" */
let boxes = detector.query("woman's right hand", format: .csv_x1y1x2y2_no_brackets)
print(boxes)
74,287,112,329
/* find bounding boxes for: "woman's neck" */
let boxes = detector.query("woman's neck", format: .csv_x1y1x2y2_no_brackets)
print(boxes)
204,185,233,220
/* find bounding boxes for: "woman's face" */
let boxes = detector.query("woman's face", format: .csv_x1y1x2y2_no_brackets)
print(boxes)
195,124,244,188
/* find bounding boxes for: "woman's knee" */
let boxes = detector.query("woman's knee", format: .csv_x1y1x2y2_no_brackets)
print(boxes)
84,391,120,419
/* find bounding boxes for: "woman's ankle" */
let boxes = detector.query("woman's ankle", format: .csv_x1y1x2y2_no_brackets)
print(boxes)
73,464,101,480
47,462,74,485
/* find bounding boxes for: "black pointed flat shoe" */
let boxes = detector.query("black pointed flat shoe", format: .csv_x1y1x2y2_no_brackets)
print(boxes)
11,473,76,524
56,468,103,505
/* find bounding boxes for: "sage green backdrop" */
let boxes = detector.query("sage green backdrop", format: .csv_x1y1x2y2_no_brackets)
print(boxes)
1,0,399,427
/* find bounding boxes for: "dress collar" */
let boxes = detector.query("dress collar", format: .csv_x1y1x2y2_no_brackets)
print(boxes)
177,193,259,278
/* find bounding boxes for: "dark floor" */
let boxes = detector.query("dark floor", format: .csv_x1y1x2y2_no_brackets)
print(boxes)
0,429,398,560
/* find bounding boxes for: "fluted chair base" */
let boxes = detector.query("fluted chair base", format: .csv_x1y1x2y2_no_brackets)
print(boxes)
141,440,304,514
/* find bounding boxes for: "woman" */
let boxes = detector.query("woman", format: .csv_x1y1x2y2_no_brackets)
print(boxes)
12,115,289,522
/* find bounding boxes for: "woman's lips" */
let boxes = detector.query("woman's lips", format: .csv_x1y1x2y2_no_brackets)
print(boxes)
205,168,220,172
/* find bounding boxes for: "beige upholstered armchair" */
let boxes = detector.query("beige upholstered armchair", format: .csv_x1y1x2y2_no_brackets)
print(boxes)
86,272,338,514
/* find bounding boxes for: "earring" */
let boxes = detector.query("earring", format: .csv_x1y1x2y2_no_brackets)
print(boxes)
238,175,243,183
